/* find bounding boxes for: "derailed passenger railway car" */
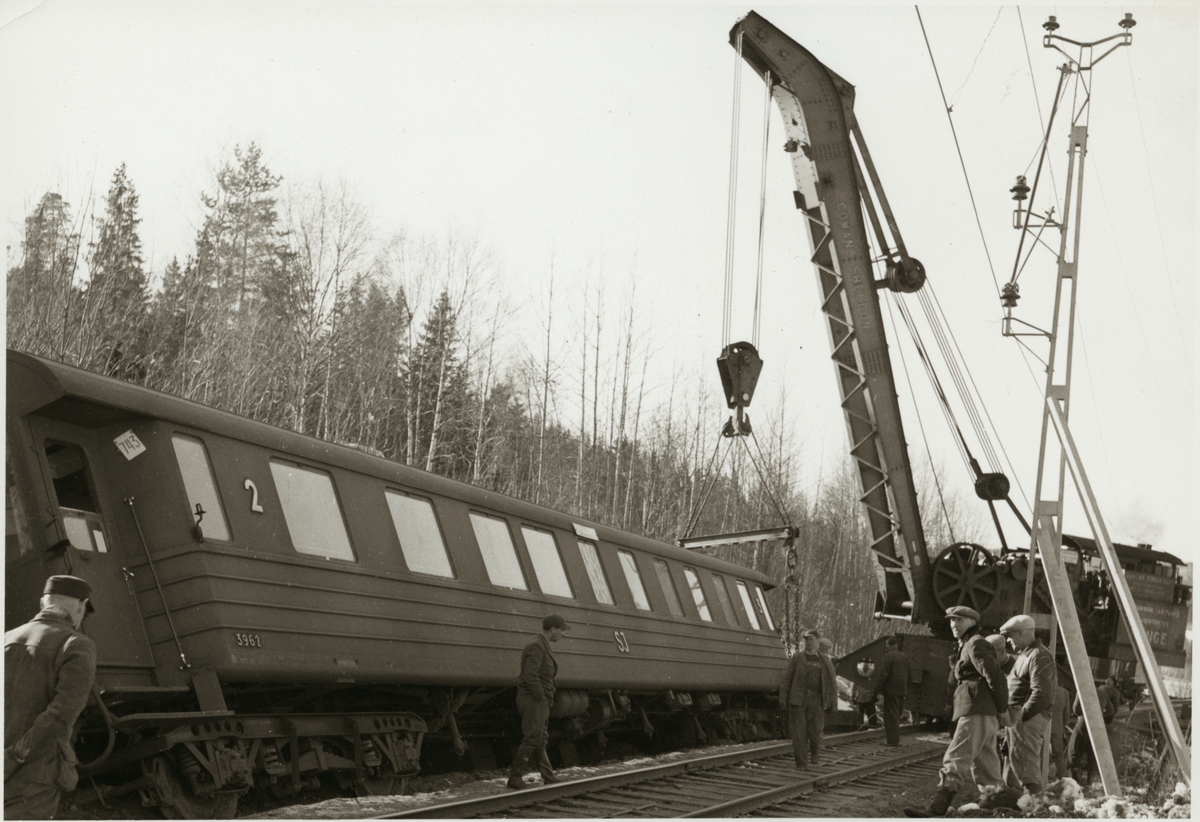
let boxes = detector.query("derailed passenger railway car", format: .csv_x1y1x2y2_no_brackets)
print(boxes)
6,349,786,816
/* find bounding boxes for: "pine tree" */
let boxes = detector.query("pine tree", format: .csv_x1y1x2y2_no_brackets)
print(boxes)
81,164,150,379
6,193,82,358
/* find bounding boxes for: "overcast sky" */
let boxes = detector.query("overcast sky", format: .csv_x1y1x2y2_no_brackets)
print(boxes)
2,2,1195,570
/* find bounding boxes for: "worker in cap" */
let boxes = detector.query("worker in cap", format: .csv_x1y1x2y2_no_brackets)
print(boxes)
986,634,1014,675
905,605,1008,817
5,576,98,819
999,614,1055,794
509,614,569,789
779,627,836,770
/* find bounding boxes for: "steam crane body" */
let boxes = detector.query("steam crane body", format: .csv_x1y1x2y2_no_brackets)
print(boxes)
727,11,1191,723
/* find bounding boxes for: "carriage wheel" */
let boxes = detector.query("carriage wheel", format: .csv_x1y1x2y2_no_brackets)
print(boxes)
144,754,239,819
932,542,1001,616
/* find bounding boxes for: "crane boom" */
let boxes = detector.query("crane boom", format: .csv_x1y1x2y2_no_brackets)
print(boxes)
730,12,937,623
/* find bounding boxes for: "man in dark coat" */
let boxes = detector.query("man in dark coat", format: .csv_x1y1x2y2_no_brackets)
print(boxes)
874,636,910,746
905,606,1008,817
779,628,837,769
999,614,1056,794
508,614,568,789
5,576,97,820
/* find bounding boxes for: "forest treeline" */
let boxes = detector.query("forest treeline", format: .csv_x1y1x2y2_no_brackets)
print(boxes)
6,143,982,654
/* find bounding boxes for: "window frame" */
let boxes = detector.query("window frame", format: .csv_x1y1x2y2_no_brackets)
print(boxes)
578,539,614,605
736,580,762,630
521,525,574,599
384,488,455,579
268,458,356,562
711,573,739,626
652,558,685,617
617,549,652,612
171,433,231,543
468,511,528,591
684,567,713,622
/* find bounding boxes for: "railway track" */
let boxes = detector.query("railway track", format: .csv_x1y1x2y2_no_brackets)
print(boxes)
377,729,946,818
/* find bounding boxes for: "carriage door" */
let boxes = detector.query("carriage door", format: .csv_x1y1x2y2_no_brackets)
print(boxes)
31,418,154,670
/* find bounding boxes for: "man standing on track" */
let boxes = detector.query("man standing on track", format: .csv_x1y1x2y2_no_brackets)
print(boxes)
874,636,910,747
779,628,836,769
5,576,97,820
999,614,1055,795
508,614,568,789
904,606,1008,818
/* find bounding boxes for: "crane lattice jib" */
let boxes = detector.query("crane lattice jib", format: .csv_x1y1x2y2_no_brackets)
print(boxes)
731,12,934,623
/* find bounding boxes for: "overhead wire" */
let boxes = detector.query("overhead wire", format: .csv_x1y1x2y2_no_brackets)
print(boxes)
1016,7,1060,203
914,5,1002,299
1124,48,1191,365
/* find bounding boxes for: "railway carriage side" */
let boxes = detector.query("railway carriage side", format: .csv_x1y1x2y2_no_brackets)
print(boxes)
6,349,787,815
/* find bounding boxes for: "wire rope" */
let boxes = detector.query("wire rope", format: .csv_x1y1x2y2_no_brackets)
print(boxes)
752,71,772,349
883,295,956,541
683,434,733,540
722,30,745,349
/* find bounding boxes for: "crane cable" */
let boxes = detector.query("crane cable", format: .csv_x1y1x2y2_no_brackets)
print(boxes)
722,31,771,350
722,29,744,349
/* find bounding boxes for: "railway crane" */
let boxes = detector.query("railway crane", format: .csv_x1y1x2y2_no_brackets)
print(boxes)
723,9,1190,791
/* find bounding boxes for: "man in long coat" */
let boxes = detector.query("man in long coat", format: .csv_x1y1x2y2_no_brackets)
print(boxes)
5,576,97,820
779,628,837,769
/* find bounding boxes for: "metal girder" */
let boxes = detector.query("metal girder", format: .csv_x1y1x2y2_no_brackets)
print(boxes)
730,12,931,621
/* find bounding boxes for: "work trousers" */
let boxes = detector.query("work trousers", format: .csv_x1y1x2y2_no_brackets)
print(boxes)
1049,722,1069,780
937,714,1002,794
4,778,62,820
512,693,554,778
787,696,825,767
1004,709,1050,792
882,694,905,745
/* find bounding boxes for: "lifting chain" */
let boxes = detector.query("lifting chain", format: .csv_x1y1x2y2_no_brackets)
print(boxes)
782,536,801,657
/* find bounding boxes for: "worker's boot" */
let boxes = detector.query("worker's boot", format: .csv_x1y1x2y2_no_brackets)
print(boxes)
507,751,528,790
904,787,954,817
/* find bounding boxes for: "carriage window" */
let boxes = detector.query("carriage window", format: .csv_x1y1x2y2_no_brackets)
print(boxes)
754,585,777,631
578,540,613,605
712,574,739,626
470,513,527,590
684,568,713,621
618,550,651,611
171,435,230,541
269,460,354,561
44,441,107,553
652,559,684,616
736,580,762,630
522,527,573,598
385,491,453,578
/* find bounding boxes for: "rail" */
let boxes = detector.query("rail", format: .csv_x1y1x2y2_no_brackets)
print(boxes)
377,728,944,818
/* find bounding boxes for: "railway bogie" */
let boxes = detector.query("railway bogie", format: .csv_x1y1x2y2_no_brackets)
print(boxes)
5,350,788,816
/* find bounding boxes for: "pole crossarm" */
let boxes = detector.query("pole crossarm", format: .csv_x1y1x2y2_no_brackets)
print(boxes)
1045,398,1192,784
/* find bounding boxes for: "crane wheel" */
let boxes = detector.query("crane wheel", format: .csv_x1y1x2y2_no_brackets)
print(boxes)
931,542,1001,617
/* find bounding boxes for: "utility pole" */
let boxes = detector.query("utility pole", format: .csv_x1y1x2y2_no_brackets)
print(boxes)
1002,12,1190,793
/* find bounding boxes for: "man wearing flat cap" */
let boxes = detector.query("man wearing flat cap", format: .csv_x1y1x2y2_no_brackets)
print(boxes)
508,614,569,789
5,575,97,819
999,614,1055,794
905,606,1008,817
779,628,836,769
